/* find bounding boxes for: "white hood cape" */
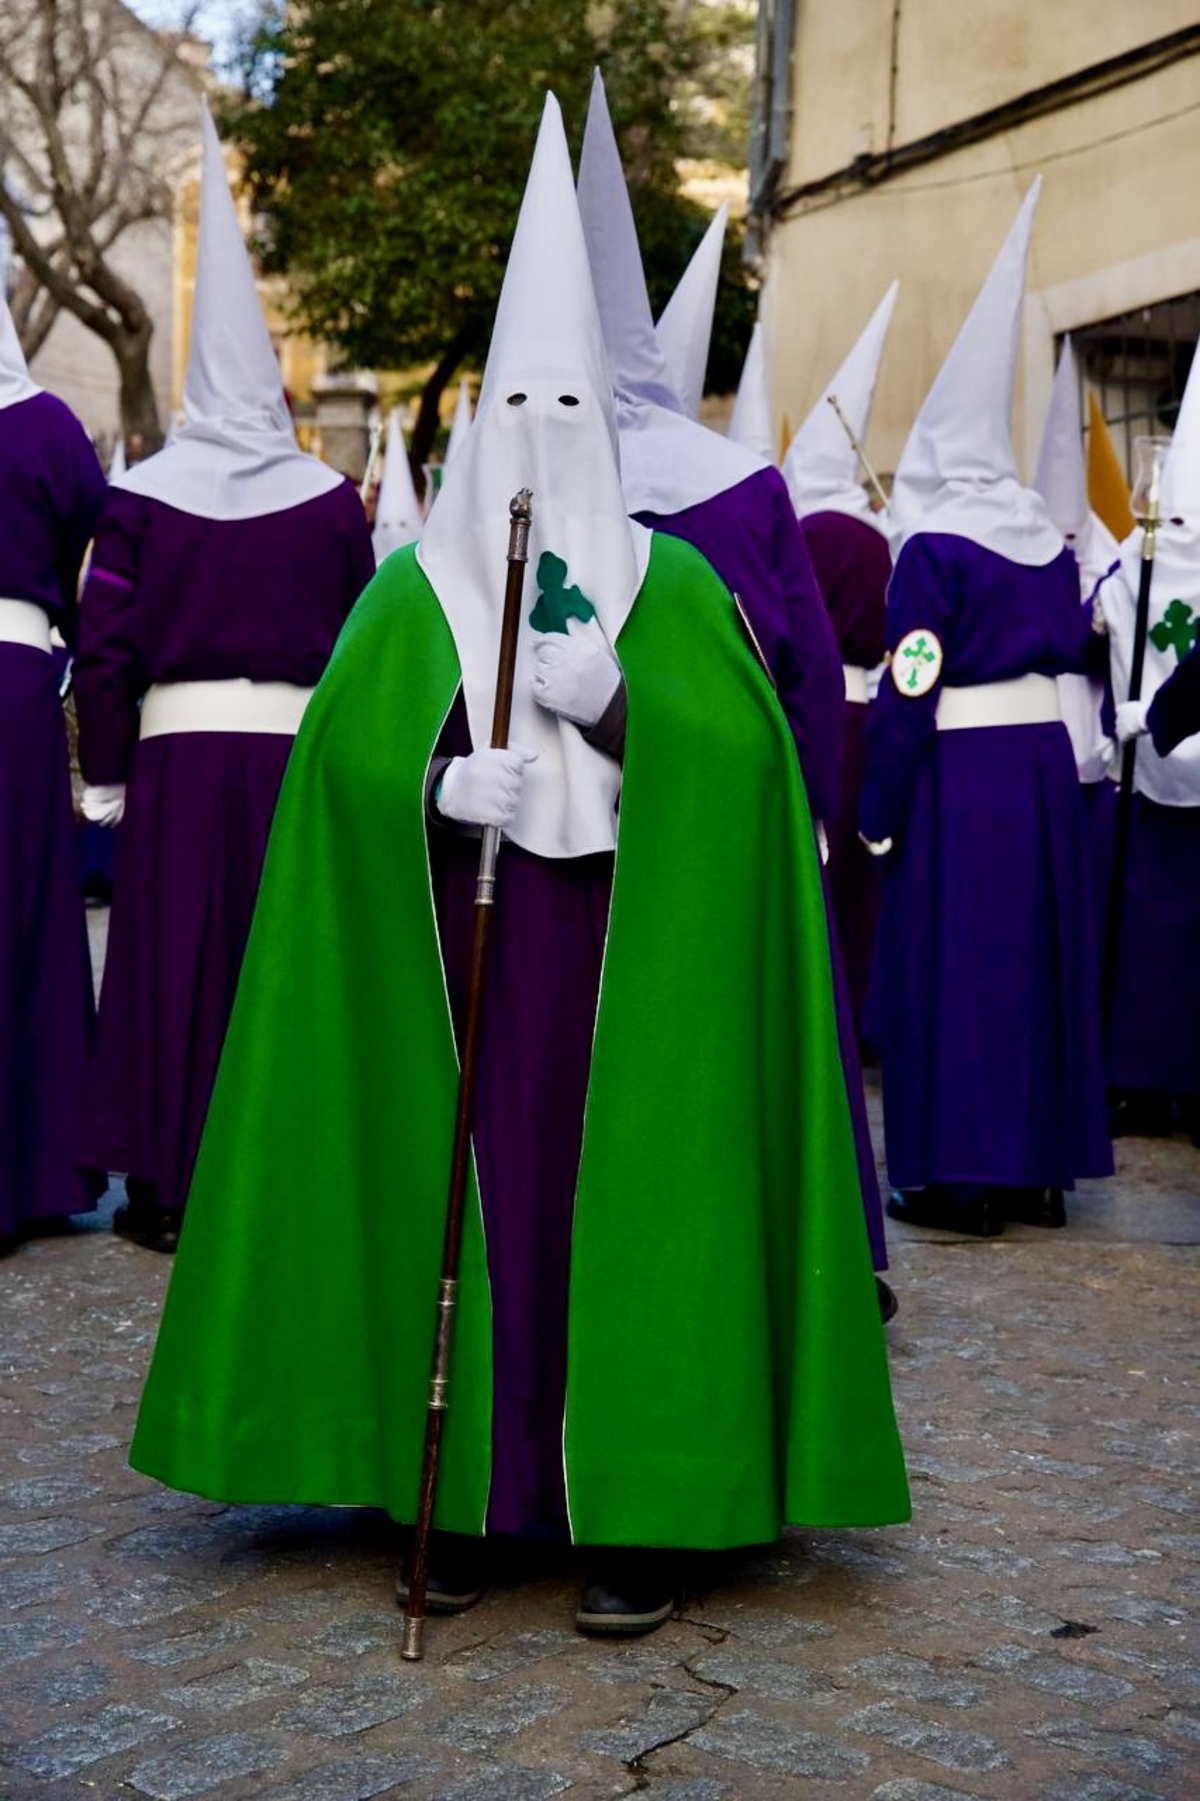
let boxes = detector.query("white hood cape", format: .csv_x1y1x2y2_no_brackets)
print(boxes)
418,93,650,861
890,181,1063,567
119,104,343,522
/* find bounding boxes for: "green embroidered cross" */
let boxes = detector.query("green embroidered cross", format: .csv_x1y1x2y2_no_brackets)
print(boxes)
901,632,937,691
529,551,596,635
1149,598,1198,664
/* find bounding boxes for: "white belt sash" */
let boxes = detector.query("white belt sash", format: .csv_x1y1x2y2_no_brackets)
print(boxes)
843,663,869,705
140,678,315,740
936,673,1062,732
0,599,52,653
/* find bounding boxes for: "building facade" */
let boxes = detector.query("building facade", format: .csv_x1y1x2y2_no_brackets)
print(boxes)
751,3,1200,482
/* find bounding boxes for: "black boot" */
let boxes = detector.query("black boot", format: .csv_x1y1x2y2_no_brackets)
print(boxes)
876,1277,899,1323
113,1180,183,1254
887,1185,1004,1238
395,1531,487,1615
1005,1186,1066,1228
576,1551,676,1637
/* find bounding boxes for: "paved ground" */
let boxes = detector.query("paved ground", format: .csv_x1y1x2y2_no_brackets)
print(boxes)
1,911,1197,1800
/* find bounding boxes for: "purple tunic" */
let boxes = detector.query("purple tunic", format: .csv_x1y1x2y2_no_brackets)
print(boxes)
431,697,608,1534
0,392,107,1235
75,484,375,1213
863,535,1113,1191
639,468,888,1270
800,511,891,1033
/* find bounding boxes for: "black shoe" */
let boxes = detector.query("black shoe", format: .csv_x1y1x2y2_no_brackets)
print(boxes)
876,1277,899,1323
1109,1091,1173,1138
886,1186,1004,1238
576,1552,676,1637
113,1185,182,1254
395,1531,487,1615
1005,1186,1067,1229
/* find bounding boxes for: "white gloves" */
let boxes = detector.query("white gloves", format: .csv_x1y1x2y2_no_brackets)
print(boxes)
859,832,894,858
816,820,829,866
82,783,126,827
1115,699,1150,745
436,747,537,829
532,622,621,728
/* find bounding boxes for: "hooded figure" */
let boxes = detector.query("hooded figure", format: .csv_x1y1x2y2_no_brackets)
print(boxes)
1096,331,1200,1128
655,203,727,422
577,71,892,1298
371,409,423,565
784,283,898,1033
129,93,908,1637
0,288,107,1251
727,320,776,461
862,183,1112,1236
74,103,375,1253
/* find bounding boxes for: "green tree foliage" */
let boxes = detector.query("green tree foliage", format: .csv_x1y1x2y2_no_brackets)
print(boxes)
223,0,756,471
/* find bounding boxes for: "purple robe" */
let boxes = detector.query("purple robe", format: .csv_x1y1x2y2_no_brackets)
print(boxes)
800,510,891,1033
75,483,375,1214
638,467,888,1270
862,535,1113,1191
0,391,107,1236
430,696,608,1534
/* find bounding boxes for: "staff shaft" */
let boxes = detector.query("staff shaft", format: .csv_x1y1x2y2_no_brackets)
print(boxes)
1103,520,1157,1022
402,487,533,1662
826,394,889,512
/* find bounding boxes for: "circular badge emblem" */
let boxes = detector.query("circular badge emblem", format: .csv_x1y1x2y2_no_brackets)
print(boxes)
891,628,944,698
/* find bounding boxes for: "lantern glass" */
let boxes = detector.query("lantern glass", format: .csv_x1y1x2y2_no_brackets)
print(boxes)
1130,435,1171,525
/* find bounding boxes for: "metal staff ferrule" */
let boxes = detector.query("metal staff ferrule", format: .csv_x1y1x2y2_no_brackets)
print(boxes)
475,825,500,906
401,1615,425,1661
429,1277,458,1410
509,487,533,562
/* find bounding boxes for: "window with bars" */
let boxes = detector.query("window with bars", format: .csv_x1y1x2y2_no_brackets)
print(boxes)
1069,293,1200,483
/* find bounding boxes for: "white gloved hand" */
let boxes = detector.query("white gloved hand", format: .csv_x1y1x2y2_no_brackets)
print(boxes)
1115,699,1150,745
859,832,894,858
81,783,126,827
436,747,537,829
531,620,621,728
816,820,830,865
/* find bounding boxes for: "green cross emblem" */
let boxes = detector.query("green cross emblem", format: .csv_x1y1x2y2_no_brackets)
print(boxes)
529,551,596,635
901,632,937,692
1149,598,1198,664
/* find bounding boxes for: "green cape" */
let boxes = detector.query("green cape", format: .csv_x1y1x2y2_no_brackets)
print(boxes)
131,533,909,1546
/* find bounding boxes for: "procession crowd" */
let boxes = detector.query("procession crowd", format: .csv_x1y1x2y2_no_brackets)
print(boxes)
2,74,1196,1636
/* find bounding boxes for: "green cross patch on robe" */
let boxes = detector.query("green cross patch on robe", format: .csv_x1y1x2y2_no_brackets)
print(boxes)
1149,599,1198,664
529,550,596,634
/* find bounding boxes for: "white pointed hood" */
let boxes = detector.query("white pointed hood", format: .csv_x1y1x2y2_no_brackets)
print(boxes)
728,322,775,461
655,204,727,421
418,92,649,861
120,103,342,521
0,286,41,412
577,69,764,516
890,181,1063,566
1033,336,1117,593
444,377,474,468
372,410,423,564
783,280,898,530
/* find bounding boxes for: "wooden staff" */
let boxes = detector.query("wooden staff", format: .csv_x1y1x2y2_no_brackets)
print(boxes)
1103,505,1159,1020
401,486,534,1663
827,393,889,512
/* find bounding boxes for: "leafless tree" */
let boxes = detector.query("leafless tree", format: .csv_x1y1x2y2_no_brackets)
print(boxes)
0,0,202,448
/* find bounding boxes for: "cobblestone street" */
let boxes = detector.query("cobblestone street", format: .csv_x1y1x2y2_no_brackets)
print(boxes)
1,915,1197,1800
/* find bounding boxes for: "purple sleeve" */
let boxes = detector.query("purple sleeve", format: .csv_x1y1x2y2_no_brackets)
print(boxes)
339,483,378,613
771,484,844,825
54,418,108,641
860,536,954,844
1148,639,1200,757
74,495,148,785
